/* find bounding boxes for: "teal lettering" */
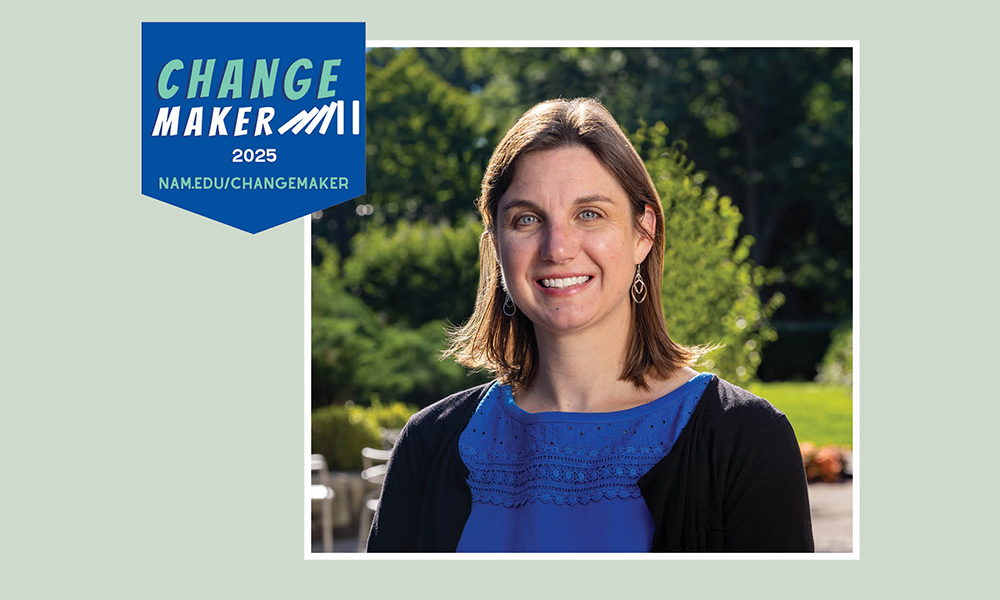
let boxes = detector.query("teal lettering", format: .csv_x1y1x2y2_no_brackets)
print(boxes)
283,59,312,101
157,59,184,100
217,59,244,99
250,59,279,99
317,59,341,99
187,59,216,99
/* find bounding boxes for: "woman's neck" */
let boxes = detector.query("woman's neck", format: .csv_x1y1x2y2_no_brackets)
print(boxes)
528,328,627,412
515,317,698,414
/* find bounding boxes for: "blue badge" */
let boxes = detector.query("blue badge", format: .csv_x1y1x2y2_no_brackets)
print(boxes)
141,23,366,233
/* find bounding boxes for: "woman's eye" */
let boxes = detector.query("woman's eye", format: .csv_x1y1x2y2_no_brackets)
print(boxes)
516,214,539,226
580,210,599,220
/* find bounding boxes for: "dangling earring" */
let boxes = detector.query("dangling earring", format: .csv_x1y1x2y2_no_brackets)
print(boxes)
503,293,517,316
631,265,647,304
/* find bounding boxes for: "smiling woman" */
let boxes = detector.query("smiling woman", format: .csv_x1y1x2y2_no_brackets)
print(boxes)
366,98,814,553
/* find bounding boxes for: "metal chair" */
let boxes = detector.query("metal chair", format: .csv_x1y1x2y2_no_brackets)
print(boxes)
357,461,388,552
310,454,335,552
361,446,392,469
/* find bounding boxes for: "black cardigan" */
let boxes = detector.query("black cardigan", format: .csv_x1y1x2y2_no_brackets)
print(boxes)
367,376,814,552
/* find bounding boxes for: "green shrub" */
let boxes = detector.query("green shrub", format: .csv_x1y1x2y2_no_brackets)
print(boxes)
342,218,483,328
311,240,382,404
311,401,420,470
311,405,381,471
312,237,492,407
353,318,487,407
365,398,420,429
816,321,852,385
633,122,784,384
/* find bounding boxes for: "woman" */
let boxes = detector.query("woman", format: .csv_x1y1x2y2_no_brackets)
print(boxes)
367,98,813,552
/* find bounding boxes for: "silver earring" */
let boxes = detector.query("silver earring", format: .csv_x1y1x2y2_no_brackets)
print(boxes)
631,265,647,304
503,293,517,317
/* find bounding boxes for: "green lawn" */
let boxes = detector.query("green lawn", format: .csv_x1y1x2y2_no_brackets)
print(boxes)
748,382,853,448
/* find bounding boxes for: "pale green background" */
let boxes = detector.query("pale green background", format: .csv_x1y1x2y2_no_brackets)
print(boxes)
3,1,994,598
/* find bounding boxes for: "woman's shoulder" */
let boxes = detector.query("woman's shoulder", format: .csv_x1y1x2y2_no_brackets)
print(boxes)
696,375,787,435
673,376,802,485
402,382,495,444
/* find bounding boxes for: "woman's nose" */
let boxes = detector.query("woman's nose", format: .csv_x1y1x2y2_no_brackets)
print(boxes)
539,222,578,263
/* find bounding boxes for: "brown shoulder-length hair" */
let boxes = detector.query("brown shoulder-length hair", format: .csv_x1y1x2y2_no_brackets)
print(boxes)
445,98,706,391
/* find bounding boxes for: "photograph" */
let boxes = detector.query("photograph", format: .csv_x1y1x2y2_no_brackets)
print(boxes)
308,45,855,554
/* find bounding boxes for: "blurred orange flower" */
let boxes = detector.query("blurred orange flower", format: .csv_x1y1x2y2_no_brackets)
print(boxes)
799,442,848,482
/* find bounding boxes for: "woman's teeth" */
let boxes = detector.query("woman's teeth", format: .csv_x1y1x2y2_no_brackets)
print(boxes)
540,276,591,289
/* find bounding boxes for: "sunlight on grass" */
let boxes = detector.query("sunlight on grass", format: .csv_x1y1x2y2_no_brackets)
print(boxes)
749,383,853,448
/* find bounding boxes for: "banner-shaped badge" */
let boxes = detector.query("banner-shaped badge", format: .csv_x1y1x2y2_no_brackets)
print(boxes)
142,23,365,233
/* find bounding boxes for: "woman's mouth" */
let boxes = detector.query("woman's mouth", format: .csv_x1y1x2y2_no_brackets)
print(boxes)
538,275,592,289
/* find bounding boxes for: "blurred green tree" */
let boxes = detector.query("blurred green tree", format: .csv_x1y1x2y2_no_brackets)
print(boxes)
312,238,489,407
342,217,483,328
311,240,379,403
634,121,784,384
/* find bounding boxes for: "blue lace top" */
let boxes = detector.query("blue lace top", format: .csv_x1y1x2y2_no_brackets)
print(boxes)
456,372,713,552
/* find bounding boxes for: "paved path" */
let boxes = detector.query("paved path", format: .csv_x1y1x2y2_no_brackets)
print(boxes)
808,480,853,553
319,480,854,553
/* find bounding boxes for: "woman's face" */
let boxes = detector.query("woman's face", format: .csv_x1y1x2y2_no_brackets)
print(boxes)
495,146,654,337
